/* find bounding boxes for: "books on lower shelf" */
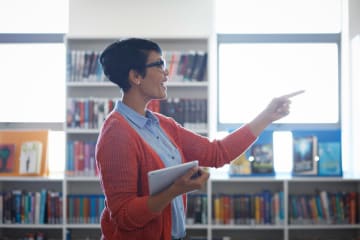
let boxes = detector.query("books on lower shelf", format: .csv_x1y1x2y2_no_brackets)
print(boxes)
0,189,62,224
0,130,49,176
67,194,105,224
289,190,358,225
212,190,284,225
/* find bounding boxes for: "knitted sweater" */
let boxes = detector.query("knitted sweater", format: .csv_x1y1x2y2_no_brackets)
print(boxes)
95,111,257,240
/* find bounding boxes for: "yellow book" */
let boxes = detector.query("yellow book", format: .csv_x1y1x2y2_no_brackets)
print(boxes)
229,153,251,175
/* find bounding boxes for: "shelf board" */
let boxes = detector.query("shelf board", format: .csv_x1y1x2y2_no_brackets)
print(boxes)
0,224,63,229
211,224,284,230
0,176,63,182
288,224,360,229
65,176,99,181
67,82,115,87
66,129,99,134
66,224,101,229
186,224,208,229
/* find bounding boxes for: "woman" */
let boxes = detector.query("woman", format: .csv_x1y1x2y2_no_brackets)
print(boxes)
95,37,302,240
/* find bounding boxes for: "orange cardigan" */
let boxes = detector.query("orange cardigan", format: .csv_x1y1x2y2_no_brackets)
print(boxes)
95,111,256,240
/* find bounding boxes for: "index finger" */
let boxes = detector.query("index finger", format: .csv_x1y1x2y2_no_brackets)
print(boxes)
281,90,305,99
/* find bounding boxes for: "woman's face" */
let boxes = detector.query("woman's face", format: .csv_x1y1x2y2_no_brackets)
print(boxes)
139,51,169,102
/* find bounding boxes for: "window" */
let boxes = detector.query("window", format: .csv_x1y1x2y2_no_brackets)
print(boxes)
218,34,340,131
0,0,68,174
216,0,344,173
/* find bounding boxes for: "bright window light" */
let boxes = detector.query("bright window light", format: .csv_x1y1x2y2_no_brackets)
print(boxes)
48,131,65,175
0,43,65,122
218,42,339,126
273,131,293,174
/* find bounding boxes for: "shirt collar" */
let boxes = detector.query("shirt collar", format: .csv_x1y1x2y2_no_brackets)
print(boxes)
115,100,159,128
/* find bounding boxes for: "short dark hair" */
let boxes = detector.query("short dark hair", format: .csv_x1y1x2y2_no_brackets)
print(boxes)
99,38,162,92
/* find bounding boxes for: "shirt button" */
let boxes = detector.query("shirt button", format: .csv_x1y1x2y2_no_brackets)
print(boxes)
171,156,175,160
156,136,159,140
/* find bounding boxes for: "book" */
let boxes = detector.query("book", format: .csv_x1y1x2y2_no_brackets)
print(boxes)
0,144,16,174
318,142,342,176
19,141,43,174
292,136,318,176
249,143,274,175
229,153,251,176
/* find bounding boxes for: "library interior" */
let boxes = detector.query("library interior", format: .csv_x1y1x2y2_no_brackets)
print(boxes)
1,0,360,240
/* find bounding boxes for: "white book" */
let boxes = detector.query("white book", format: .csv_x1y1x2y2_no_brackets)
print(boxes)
19,141,42,174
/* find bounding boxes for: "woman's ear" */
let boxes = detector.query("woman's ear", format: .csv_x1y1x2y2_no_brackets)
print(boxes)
129,69,142,86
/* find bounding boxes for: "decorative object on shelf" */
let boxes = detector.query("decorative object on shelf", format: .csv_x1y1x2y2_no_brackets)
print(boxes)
0,130,49,176
249,143,275,176
229,153,251,176
0,144,16,174
292,135,318,176
19,141,43,175
318,141,342,177
229,143,274,177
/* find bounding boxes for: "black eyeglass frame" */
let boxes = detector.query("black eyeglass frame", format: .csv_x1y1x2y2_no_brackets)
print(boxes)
144,59,167,71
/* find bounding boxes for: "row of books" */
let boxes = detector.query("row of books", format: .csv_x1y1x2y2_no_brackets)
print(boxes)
66,140,97,177
212,190,284,225
67,98,208,131
9,232,46,240
67,50,106,83
67,98,116,129
67,194,105,224
289,191,359,225
67,50,208,83
0,189,62,224
163,51,207,82
148,98,208,131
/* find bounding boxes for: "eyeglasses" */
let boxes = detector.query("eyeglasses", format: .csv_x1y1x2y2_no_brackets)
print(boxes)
145,59,167,72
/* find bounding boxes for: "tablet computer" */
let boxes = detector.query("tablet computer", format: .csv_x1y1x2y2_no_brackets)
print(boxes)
148,160,199,196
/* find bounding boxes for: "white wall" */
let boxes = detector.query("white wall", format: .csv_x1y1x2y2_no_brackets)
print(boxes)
349,0,360,38
69,0,213,38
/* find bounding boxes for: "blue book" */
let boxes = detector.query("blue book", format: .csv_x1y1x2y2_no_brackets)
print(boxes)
318,142,342,176
39,189,47,224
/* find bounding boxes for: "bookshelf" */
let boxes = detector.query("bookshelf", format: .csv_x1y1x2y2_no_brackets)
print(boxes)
202,171,360,240
1,173,360,239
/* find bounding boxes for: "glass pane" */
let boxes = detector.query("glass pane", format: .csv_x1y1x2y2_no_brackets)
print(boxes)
0,43,65,122
48,131,65,175
0,0,68,33
273,131,293,174
215,0,341,34
218,43,339,125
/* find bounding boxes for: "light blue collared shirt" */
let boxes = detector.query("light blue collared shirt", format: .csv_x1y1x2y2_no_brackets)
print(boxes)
115,100,186,239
